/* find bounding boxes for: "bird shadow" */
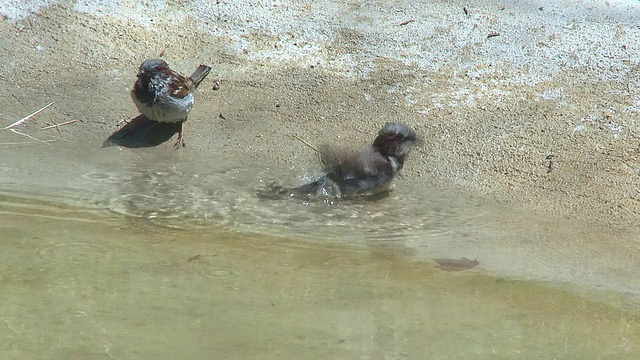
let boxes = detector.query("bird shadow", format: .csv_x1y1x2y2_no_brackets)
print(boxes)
102,115,181,148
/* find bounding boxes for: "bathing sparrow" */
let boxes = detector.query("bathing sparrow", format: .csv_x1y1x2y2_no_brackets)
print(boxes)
131,59,212,148
259,123,419,202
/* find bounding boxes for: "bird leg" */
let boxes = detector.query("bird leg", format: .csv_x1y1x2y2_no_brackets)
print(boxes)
174,122,186,149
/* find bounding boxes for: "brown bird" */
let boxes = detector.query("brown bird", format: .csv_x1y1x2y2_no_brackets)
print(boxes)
131,59,211,148
259,123,419,202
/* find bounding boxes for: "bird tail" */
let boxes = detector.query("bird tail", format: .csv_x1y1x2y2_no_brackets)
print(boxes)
189,65,212,88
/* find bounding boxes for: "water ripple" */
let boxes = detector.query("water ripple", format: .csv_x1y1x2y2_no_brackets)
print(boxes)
99,167,491,248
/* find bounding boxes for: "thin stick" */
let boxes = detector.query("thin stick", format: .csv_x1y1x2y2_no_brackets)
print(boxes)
51,118,61,134
9,129,51,144
116,118,130,127
41,119,77,131
289,134,320,154
42,133,73,143
3,102,54,130
1,139,57,146
290,134,328,168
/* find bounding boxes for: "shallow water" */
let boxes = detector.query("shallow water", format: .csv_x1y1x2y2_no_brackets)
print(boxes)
1,143,640,358
1,197,639,359
86,156,640,298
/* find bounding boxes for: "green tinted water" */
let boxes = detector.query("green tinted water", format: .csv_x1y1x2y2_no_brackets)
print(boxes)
1,193,638,359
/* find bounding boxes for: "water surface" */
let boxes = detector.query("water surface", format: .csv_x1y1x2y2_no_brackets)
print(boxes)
1,142,639,358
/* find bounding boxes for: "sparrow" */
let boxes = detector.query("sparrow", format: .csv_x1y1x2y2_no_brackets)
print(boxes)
131,59,212,148
259,123,418,202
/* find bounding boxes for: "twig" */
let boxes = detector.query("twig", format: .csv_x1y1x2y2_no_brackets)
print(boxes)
9,129,51,145
3,102,54,130
290,134,327,167
218,113,226,130
41,119,77,131
625,81,633,105
42,133,73,142
546,154,554,173
48,118,61,134
399,19,415,26
289,134,320,154
487,32,500,38
116,118,130,127
1,139,56,146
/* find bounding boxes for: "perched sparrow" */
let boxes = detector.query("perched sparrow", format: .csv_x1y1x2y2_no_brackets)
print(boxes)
131,59,212,148
259,123,418,202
